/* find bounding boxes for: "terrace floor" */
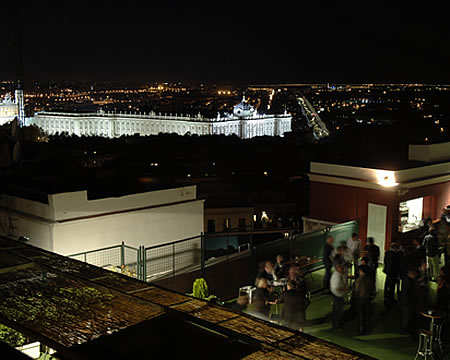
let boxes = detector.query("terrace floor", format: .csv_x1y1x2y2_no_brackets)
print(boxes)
245,268,450,360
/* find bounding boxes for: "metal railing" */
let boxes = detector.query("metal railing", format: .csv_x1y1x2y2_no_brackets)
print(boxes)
69,242,140,279
68,220,358,293
144,235,203,282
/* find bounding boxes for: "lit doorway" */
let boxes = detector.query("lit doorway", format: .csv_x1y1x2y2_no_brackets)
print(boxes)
367,203,387,262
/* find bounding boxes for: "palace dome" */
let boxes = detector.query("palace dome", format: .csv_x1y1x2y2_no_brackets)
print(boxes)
233,97,255,118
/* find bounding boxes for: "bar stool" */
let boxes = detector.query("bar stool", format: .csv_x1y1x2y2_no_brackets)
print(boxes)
414,329,434,360
420,309,444,357
431,320,443,355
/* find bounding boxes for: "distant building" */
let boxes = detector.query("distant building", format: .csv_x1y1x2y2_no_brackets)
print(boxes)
306,142,450,256
204,206,254,233
29,98,292,138
0,184,204,255
0,93,19,126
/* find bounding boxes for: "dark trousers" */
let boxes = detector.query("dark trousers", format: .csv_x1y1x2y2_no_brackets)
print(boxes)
401,304,416,334
384,274,397,308
323,264,332,289
356,298,370,335
332,295,345,329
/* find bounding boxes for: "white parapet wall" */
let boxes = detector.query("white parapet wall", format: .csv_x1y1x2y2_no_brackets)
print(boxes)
0,185,204,255
408,141,450,163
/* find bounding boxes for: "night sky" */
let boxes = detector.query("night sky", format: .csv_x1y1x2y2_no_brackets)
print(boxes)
1,1,450,84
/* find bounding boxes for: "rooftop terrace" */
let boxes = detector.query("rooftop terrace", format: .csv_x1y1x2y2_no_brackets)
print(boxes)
0,236,374,359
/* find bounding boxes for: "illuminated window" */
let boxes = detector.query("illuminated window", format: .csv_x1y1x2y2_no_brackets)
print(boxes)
223,218,231,231
399,197,423,233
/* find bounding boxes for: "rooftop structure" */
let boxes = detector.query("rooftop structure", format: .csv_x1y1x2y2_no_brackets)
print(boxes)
0,180,204,255
307,141,450,253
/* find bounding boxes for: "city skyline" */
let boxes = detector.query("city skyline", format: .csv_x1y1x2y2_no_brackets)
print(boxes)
0,2,449,84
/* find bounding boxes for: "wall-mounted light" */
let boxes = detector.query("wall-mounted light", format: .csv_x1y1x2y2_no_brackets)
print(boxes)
376,170,398,187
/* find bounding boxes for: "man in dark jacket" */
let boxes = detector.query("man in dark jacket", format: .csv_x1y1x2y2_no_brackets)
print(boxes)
354,265,375,335
424,228,440,281
323,236,334,290
412,238,426,265
364,237,380,286
383,243,401,310
273,280,309,331
365,237,380,269
400,267,419,336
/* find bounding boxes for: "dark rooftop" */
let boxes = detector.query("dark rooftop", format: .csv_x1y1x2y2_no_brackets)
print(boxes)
0,175,190,204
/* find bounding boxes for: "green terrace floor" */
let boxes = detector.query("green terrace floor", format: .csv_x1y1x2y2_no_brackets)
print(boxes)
243,268,449,360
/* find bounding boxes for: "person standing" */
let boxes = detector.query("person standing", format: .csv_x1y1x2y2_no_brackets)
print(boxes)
274,254,287,279
323,236,334,290
252,278,273,320
354,265,374,335
365,237,380,270
416,259,429,315
347,233,362,276
400,267,419,336
436,267,449,316
423,227,440,281
412,238,426,265
364,237,380,287
272,279,309,331
383,243,401,310
330,264,348,329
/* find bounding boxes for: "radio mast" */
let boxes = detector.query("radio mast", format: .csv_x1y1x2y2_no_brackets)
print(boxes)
15,1,25,128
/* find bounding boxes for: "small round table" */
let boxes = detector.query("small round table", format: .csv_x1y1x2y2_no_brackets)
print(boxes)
420,310,443,332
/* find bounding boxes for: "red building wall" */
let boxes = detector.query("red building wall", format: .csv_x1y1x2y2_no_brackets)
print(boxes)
309,181,396,248
310,180,450,250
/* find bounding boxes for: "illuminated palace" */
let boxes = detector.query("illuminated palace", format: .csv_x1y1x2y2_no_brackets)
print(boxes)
30,98,292,139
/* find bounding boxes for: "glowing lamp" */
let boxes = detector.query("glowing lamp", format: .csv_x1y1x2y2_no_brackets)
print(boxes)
376,170,398,187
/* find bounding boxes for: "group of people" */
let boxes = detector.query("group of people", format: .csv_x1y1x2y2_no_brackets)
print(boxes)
324,211,450,338
324,233,380,335
249,255,310,331
231,208,450,338
384,219,450,336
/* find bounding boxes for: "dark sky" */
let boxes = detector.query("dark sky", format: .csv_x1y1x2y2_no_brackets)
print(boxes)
1,1,450,84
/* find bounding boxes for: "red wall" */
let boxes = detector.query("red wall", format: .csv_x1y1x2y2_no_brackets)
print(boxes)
309,181,396,248
310,180,450,250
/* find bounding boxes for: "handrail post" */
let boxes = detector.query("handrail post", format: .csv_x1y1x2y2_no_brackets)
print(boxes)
143,246,147,282
172,243,176,279
120,241,125,267
137,246,141,281
200,233,205,278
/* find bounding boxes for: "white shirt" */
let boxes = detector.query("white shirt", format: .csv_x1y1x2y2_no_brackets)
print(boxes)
330,271,347,298
346,237,361,257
